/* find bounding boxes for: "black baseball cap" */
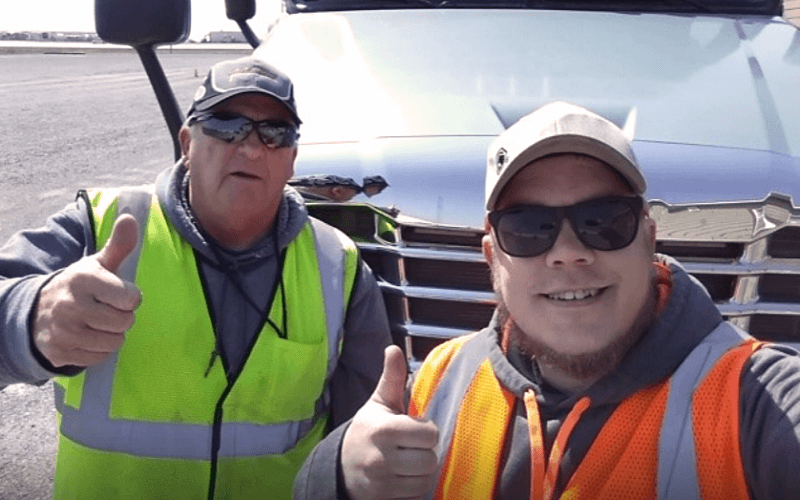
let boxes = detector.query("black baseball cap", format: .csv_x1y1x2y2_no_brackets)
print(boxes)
187,56,301,125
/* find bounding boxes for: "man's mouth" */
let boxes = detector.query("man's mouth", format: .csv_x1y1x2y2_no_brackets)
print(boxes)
544,287,606,301
231,172,260,179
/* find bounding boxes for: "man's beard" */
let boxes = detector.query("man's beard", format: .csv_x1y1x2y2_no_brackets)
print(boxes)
495,272,658,383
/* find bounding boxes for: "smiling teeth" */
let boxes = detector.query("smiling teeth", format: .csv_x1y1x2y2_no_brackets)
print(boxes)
547,289,601,301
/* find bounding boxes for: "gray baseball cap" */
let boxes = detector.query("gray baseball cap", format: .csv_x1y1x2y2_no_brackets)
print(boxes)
485,101,645,211
187,55,301,124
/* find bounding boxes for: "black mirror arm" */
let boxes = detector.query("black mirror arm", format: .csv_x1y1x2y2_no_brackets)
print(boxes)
135,44,185,161
236,20,261,49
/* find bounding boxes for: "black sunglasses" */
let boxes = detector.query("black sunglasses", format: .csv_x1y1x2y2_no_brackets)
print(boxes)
188,112,299,149
488,196,644,257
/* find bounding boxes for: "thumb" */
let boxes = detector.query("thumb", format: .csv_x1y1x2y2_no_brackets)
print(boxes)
96,214,139,276
371,345,408,414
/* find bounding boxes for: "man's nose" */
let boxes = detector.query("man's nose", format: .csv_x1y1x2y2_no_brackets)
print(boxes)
237,129,269,157
544,221,595,267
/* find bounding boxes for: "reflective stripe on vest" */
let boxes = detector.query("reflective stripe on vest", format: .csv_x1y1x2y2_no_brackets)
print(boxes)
658,322,751,500
54,380,319,458
410,331,513,500
113,186,151,283
307,216,359,387
412,324,759,500
53,187,358,497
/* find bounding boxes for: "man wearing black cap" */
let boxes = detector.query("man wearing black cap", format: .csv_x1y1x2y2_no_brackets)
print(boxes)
0,55,391,498
294,102,800,500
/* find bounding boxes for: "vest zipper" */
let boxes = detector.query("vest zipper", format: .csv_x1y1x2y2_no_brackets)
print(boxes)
197,239,289,498
207,378,240,500
524,391,591,500
205,349,219,378
206,324,262,500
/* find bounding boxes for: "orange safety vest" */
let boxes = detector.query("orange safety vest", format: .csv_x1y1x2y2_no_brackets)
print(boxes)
409,322,763,500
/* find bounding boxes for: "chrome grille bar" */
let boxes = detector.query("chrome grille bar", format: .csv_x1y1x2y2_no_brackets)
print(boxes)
719,303,800,316
376,281,496,303
360,242,485,263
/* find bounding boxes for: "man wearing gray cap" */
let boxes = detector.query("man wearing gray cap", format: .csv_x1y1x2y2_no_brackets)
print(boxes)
0,55,390,498
294,102,800,500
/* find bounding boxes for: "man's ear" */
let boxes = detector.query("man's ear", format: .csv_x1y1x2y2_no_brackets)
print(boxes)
644,214,657,255
179,126,192,162
482,217,494,264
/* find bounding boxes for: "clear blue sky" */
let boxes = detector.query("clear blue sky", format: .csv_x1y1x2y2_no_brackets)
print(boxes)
2,0,281,40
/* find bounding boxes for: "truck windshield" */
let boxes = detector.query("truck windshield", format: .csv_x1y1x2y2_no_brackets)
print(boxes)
286,0,781,15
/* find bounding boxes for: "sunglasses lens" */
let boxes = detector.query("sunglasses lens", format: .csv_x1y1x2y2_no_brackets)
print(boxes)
256,123,298,148
195,114,298,148
490,197,642,257
201,116,251,143
572,198,639,251
493,208,560,257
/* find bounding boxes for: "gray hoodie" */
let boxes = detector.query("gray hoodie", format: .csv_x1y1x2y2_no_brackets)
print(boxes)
0,161,391,428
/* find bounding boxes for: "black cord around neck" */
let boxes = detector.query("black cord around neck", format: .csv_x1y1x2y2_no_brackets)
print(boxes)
205,232,288,340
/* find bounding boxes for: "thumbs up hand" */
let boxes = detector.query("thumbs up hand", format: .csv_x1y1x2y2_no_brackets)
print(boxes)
341,345,440,500
33,215,142,368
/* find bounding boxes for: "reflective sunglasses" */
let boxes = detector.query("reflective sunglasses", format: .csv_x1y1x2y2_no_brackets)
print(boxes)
189,112,299,149
488,196,644,257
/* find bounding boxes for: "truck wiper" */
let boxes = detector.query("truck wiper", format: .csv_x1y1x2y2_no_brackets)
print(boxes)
522,0,719,14
666,0,719,14
294,0,525,9
294,0,770,13
394,0,441,7
434,0,721,12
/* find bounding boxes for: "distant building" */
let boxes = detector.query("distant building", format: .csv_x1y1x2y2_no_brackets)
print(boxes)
201,31,247,43
0,31,99,42
786,0,800,27
0,31,43,41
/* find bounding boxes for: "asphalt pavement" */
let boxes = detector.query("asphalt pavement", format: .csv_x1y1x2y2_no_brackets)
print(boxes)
0,46,246,500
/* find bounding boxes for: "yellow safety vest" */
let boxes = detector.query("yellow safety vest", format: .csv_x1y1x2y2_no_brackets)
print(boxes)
53,187,359,499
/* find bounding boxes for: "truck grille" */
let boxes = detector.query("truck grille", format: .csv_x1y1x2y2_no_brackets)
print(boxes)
311,194,800,363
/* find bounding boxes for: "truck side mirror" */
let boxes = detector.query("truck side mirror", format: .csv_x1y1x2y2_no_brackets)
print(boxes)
95,0,190,47
226,0,256,21
225,0,261,48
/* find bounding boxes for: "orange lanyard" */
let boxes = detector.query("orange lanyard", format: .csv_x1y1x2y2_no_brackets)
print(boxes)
524,391,591,500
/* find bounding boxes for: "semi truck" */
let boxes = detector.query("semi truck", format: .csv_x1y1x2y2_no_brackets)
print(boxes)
97,0,800,362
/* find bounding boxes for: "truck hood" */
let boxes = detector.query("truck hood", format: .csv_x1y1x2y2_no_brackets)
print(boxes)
256,9,800,227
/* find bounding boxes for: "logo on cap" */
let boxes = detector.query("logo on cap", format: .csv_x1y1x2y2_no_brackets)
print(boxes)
495,148,507,174
230,64,278,81
194,85,208,102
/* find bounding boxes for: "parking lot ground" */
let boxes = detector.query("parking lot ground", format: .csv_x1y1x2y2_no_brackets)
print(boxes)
0,46,244,500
